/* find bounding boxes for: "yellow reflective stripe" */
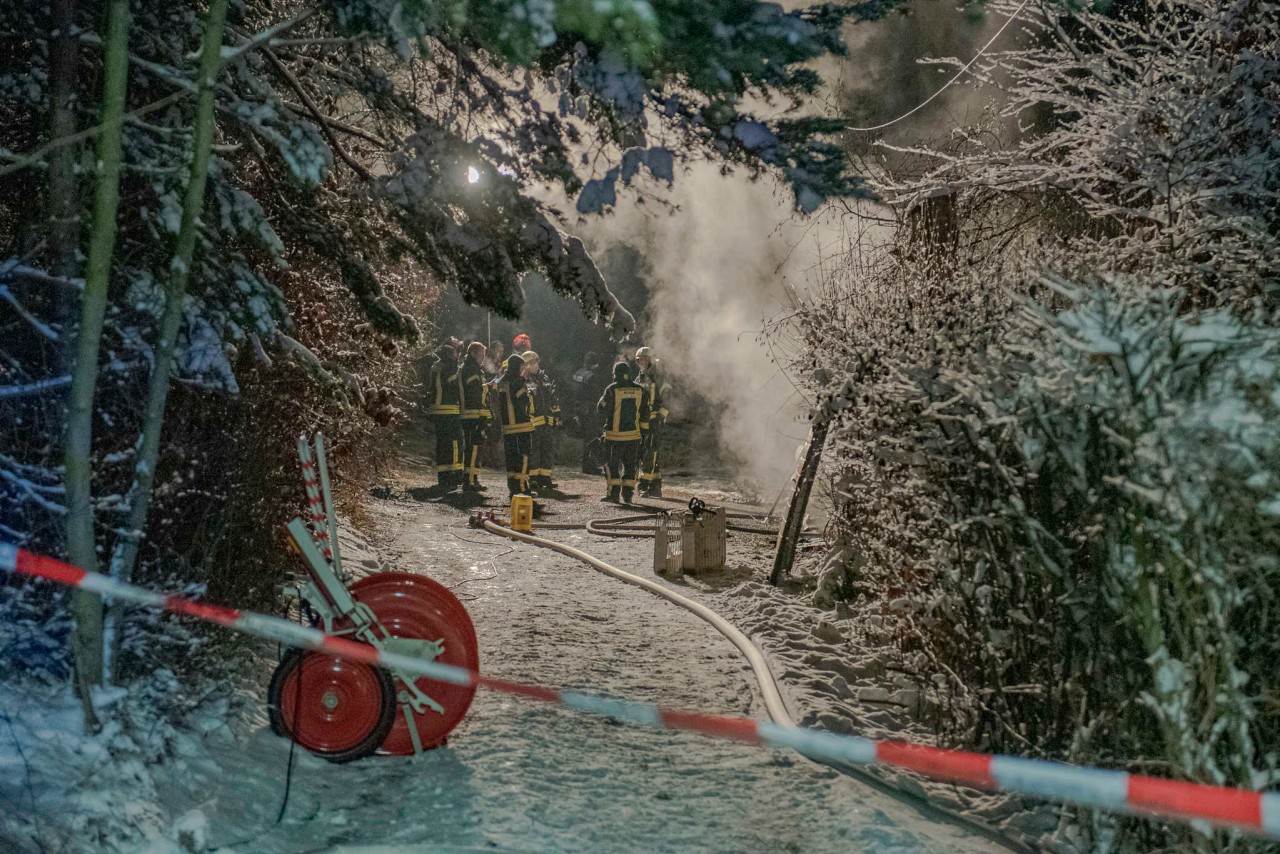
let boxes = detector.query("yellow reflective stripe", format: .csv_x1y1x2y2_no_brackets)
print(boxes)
604,430,641,441
501,423,536,435
462,409,489,419
429,405,461,415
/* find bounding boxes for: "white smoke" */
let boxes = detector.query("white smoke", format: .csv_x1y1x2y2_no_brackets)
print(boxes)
566,1,1004,496
583,164,838,495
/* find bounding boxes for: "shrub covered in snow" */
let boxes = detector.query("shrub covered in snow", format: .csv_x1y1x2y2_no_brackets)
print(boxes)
769,0,1280,849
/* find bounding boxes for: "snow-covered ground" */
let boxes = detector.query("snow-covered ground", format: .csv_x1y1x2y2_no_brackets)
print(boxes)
2,469,1023,853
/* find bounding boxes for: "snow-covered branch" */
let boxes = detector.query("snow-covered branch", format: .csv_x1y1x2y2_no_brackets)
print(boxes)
0,375,72,398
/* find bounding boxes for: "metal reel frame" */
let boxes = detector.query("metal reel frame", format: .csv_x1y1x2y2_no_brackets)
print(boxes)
278,433,479,759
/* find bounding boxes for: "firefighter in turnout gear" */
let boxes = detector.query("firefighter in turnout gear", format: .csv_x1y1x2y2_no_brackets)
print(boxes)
520,351,546,491
635,346,670,497
597,361,649,504
460,341,491,491
428,344,464,491
497,352,534,496
519,350,560,491
521,351,561,493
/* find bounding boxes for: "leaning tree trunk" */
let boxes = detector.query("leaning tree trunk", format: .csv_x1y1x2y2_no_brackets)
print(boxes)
768,415,830,586
106,0,231,678
64,0,131,729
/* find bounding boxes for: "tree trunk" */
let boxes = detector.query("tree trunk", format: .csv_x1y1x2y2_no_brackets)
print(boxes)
64,0,132,728
107,0,231,678
46,0,80,368
768,416,829,586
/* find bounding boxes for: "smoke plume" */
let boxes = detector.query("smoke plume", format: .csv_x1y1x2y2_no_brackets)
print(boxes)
583,166,829,496
571,1,1002,496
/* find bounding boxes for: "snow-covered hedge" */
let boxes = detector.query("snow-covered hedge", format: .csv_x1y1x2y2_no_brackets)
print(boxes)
770,0,1280,849
784,271,1280,850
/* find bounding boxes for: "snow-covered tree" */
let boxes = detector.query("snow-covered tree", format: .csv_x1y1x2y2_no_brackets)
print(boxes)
881,0,1280,306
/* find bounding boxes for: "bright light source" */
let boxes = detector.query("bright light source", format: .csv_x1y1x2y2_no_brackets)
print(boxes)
467,166,480,184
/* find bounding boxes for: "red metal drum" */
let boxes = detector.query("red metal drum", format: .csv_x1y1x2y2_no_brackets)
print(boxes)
348,572,480,754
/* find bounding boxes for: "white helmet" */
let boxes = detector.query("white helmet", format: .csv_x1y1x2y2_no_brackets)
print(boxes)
635,346,653,360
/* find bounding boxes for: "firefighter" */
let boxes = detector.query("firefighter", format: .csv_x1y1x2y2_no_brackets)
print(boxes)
428,343,464,491
597,361,649,504
497,352,534,496
635,346,670,497
460,341,491,492
521,351,561,493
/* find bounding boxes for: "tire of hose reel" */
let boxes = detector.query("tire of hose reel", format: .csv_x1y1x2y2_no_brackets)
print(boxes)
267,648,398,764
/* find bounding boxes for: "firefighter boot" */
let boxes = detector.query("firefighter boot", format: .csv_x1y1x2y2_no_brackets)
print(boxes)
621,486,634,504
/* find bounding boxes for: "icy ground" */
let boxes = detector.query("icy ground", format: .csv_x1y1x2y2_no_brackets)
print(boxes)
2,470,1021,853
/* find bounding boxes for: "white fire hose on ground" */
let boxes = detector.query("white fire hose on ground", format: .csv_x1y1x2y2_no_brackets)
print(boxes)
481,519,794,725
480,517,1031,852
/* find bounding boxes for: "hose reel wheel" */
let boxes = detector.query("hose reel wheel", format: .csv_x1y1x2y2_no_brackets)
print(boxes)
267,648,398,764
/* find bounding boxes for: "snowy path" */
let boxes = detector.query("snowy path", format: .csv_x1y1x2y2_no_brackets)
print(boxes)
198,477,1007,853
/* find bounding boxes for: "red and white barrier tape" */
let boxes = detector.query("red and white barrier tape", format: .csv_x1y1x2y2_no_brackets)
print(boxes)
3,542,1277,840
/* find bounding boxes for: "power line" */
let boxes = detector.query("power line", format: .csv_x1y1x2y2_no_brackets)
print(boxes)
844,0,1033,134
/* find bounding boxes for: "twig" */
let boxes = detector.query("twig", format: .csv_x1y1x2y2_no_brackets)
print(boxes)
217,8,317,65
24,8,317,183
0,90,191,178
0,376,72,399
0,286,60,341
252,40,375,181
0,704,47,854
277,104,392,150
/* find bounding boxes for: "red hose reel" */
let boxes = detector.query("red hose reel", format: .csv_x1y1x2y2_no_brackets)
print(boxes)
268,434,479,761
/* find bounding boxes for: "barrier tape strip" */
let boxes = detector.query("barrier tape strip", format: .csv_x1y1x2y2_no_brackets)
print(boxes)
3,542,1277,840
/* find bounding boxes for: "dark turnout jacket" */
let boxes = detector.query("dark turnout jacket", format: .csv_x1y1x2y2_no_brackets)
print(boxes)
460,355,490,421
428,355,462,416
498,357,534,435
597,378,649,442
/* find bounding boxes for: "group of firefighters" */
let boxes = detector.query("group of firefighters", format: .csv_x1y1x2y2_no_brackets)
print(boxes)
425,333,670,504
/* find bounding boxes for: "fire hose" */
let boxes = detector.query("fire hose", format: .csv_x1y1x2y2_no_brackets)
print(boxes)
480,519,793,726
533,507,805,539
480,516,1024,849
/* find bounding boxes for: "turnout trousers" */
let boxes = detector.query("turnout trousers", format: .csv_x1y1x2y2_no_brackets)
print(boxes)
603,438,641,502
532,424,556,489
504,432,533,496
434,415,463,489
639,426,662,495
461,419,486,488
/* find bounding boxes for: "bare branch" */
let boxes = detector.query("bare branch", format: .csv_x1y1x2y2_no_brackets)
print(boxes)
0,375,72,399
